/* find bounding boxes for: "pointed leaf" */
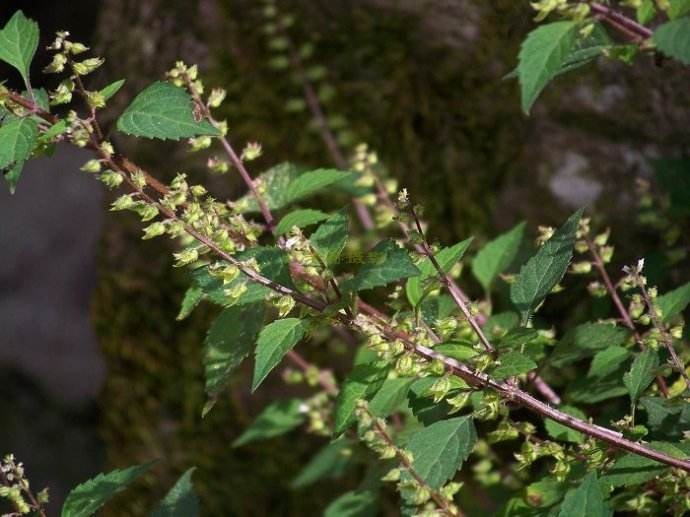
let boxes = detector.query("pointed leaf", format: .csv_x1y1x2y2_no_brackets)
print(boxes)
624,349,659,404
472,222,526,291
150,468,199,517
61,464,152,517
550,322,630,367
557,472,611,517
406,237,473,306
334,364,388,434
653,18,690,65
100,79,125,102
406,415,477,488
176,286,204,320
310,209,349,266
656,281,690,322
588,346,630,379
511,209,583,323
324,490,377,517
275,208,329,235
291,437,353,488
252,318,309,391
492,351,537,379
285,168,355,205
233,399,305,447
518,21,579,114
204,303,265,402
342,240,420,292
117,82,220,140
0,11,39,87
0,116,38,192
368,377,414,418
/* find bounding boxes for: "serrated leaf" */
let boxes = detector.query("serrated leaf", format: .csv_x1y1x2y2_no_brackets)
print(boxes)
342,240,420,292
176,286,204,320
653,18,690,65
656,281,690,322
368,377,414,418
550,322,630,367
492,351,537,379
406,415,476,488
545,405,586,444
0,116,38,192
252,318,309,391
275,208,329,235
557,472,611,517
61,463,152,517
100,79,125,102
407,377,453,425
310,209,349,266
518,21,579,114
285,168,355,205
150,468,198,517
0,11,39,88
193,247,294,307
291,437,353,489
511,209,582,322
602,442,690,487
669,0,690,18
624,349,659,404
204,303,265,404
235,162,301,212
334,364,388,434
233,399,305,447
640,396,690,440
472,222,526,291
406,237,473,306
323,490,377,517
117,82,219,140
588,346,630,378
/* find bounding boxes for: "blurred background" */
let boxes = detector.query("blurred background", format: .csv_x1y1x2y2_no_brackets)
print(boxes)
0,0,689,515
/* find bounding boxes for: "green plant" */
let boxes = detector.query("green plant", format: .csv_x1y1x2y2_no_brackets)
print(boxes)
2,2,690,515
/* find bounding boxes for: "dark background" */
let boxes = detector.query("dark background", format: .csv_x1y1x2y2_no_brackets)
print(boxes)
1,1,689,515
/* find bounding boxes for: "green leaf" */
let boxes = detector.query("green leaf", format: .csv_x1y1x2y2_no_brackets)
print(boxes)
518,21,579,114
0,11,39,88
100,79,126,102
623,349,659,404
407,377,453,426
232,399,305,447
368,377,414,418
472,222,526,291
334,364,388,434
434,341,478,362
602,442,690,487
117,82,219,140
193,247,294,307
275,208,329,235
669,0,690,18
291,437,353,488
406,237,473,306
323,490,377,517
342,240,420,292
492,351,537,379
0,116,38,193
511,209,583,323
557,472,611,517
285,168,355,205
252,318,309,391
588,346,630,378
406,415,477,488
637,0,656,24
203,303,265,404
39,119,68,143
656,281,690,322
550,322,630,367
150,468,199,517
545,405,586,444
568,376,628,404
640,396,690,440
310,209,349,266
61,463,152,517
176,286,204,320
653,18,690,65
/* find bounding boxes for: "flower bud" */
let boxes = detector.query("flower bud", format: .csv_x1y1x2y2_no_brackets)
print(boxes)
142,222,166,240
